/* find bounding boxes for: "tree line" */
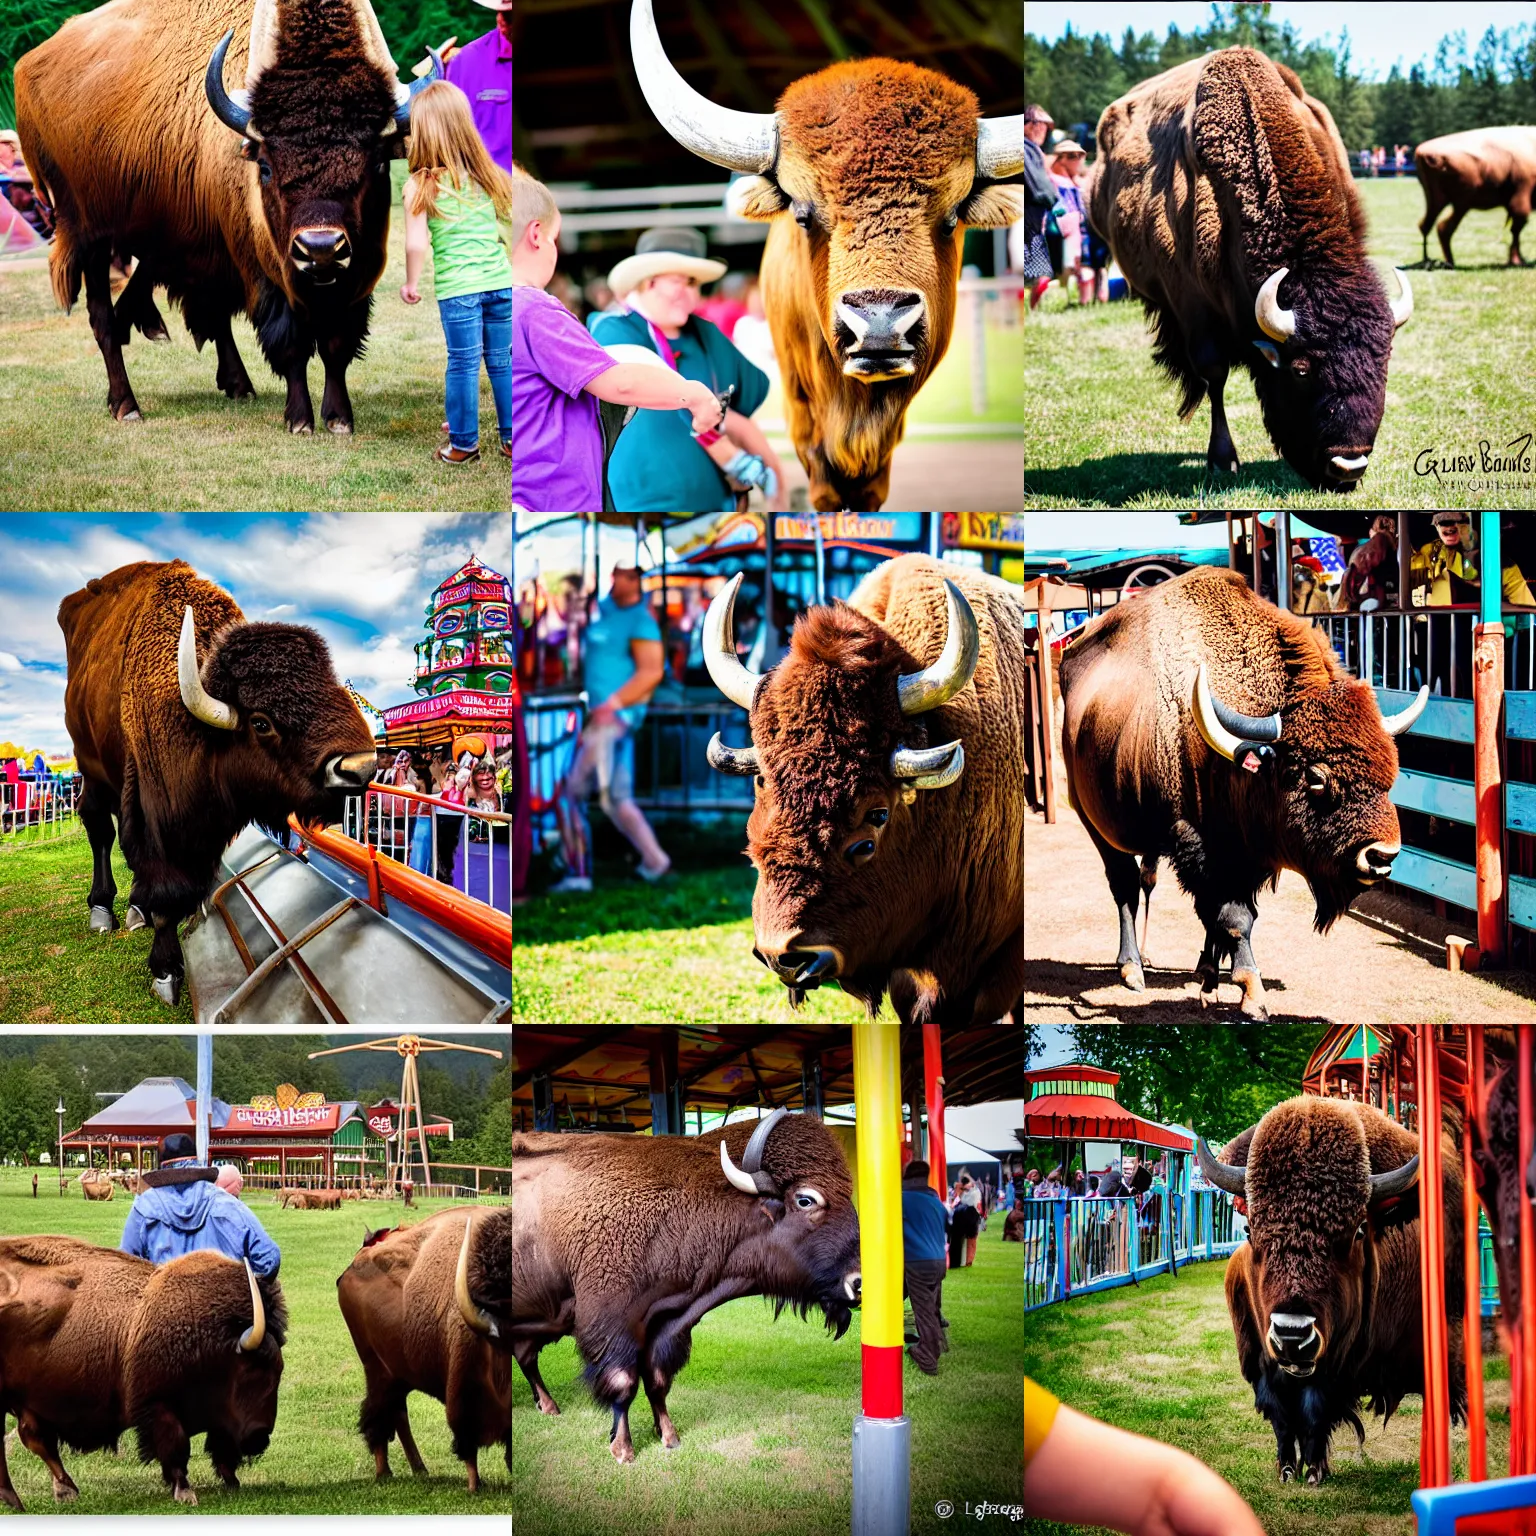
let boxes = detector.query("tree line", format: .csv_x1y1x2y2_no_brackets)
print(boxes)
1025,1,1536,156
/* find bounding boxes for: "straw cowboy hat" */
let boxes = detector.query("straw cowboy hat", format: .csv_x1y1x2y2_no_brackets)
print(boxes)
471,1,514,9
608,227,726,300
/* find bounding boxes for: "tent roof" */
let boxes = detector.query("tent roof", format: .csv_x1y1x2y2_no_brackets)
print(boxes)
79,1077,232,1133
1023,1093,1194,1151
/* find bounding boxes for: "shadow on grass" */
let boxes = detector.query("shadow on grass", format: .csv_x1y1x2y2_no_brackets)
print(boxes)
1025,452,1304,506
515,860,756,945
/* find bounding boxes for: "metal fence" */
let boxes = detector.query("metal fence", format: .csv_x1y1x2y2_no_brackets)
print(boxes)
0,775,82,849
1314,609,1536,701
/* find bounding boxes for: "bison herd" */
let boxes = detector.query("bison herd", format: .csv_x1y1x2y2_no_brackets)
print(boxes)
0,1206,508,1508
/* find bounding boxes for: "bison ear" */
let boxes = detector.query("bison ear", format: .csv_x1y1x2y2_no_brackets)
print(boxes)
728,175,789,222
959,183,1023,230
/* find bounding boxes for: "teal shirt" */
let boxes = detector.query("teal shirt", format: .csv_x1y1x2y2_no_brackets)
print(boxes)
588,310,770,513
584,596,662,730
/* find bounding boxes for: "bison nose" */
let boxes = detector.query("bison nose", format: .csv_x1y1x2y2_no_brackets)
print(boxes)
835,289,925,378
756,934,841,989
1326,449,1371,485
1356,841,1401,882
844,1271,861,1303
291,227,351,269
323,751,379,789
1267,1312,1321,1372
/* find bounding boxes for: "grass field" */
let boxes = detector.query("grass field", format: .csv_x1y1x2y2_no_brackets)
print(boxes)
0,1166,510,1513
1024,177,1536,508
1024,1256,1506,1536
0,166,509,513
513,1226,1022,1536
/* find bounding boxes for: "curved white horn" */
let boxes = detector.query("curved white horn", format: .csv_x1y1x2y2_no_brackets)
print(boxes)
630,0,778,173
455,1214,494,1336
976,115,1024,179
1389,266,1414,330
702,574,761,711
1255,267,1297,342
720,1138,760,1195
1191,665,1245,763
179,607,238,730
891,740,965,789
237,1258,266,1352
1382,684,1429,737
897,580,980,715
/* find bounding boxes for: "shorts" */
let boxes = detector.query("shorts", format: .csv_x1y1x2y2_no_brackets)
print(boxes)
566,718,636,807
1061,234,1081,270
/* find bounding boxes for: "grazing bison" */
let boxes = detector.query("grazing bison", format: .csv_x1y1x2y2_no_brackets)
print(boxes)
701,555,1024,1026
1089,47,1412,491
630,0,1021,510
14,0,438,431
1415,127,1536,266
79,1172,113,1202
512,1108,860,1462
0,1235,284,1508
337,1208,509,1491
1059,567,1425,1019
1198,1097,1462,1485
59,560,378,1005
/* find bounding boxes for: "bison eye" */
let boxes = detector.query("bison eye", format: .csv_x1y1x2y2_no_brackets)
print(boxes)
940,209,960,237
1290,356,1311,378
792,200,815,231
1304,763,1332,796
258,158,273,185
251,714,276,737
846,837,876,866
795,1188,826,1210
867,808,889,828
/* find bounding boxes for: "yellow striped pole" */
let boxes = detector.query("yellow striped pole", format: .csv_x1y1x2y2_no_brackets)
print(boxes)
852,1019,909,1535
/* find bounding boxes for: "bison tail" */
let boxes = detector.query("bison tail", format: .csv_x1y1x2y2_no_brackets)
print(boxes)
1344,1408,1366,1448
49,226,81,315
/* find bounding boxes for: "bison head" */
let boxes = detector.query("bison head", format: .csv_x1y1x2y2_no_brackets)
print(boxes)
204,0,441,295
454,1208,511,1345
178,606,378,822
701,573,978,1004
1199,1099,1419,1379
1248,263,1412,492
1191,663,1426,929
630,0,1021,384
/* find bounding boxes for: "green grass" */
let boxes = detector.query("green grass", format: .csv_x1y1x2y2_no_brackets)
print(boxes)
1024,1256,1507,1536
512,861,876,1024
0,1166,510,1513
513,1228,1022,1536
1025,177,1536,507
0,164,509,511
0,832,195,1024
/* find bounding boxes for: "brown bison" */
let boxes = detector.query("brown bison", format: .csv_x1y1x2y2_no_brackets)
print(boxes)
0,1235,284,1508
15,0,439,431
1198,1097,1461,1485
1089,48,1412,491
1059,567,1426,1019
1415,127,1536,266
701,555,1024,1026
1468,1049,1536,1346
630,0,1021,510
79,1172,114,1202
512,1109,860,1462
59,560,378,1006
337,1207,509,1491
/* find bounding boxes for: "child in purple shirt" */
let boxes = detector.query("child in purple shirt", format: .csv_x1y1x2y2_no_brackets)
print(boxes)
511,169,723,512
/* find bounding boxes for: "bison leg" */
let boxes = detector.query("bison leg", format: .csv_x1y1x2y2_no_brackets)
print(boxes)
0,1414,23,1510
643,1371,681,1451
359,1373,421,1480
15,1414,77,1504
514,1340,561,1414
77,777,119,932
81,239,143,421
148,914,184,1008
252,279,318,433
316,305,369,435
1193,893,1266,1019
139,1403,196,1504
1083,820,1147,990
608,1402,637,1465
395,1407,429,1478
1437,206,1468,267
111,259,169,345
1137,856,1159,966
1203,363,1239,475
211,315,257,401
1419,190,1448,265
1511,208,1530,267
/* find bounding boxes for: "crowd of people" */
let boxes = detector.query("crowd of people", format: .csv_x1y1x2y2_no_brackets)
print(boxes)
1356,143,1415,176
372,736,512,885
1022,105,1114,318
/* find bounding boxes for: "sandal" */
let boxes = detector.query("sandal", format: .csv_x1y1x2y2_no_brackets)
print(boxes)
498,439,512,460
435,443,481,464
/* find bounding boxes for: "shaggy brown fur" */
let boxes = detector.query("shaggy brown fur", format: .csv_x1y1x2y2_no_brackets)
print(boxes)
726,60,1019,510
1060,566,1403,1017
742,555,1024,1027
80,1173,114,1201
1218,1097,1463,1485
1414,127,1536,265
511,1115,860,1462
1470,1048,1533,1347
336,1207,510,1491
0,1235,286,1508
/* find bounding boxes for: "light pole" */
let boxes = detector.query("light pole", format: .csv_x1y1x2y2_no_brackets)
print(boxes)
56,1098,65,1195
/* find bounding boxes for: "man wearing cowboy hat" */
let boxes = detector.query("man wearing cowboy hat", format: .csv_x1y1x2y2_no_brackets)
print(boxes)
445,0,512,173
590,228,786,513
121,1134,281,1276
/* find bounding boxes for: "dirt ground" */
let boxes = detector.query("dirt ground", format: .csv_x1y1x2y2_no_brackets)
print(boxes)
766,431,1022,512
1026,797,1536,1025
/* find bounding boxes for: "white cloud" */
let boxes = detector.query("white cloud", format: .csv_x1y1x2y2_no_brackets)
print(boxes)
0,652,20,671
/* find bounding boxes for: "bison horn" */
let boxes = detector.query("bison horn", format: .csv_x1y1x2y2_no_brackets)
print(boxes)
706,733,759,776
1195,1134,1248,1197
976,116,1025,179
630,0,778,174
897,580,980,715
455,1215,496,1337
1368,1153,1419,1203
721,1106,788,1195
205,30,256,139
1381,685,1429,736
179,607,239,731
392,47,444,134
703,573,762,712
1388,266,1414,330
237,1258,265,1352
1255,268,1297,343
1192,665,1280,763
891,739,966,789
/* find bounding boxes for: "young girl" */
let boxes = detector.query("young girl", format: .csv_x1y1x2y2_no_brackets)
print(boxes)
399,81,514,464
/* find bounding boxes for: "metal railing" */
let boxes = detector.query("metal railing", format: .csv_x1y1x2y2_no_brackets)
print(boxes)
0,775,82,849
1314,609,1536,701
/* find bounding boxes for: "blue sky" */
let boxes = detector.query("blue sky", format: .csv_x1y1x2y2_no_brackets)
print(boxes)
0,514,510,756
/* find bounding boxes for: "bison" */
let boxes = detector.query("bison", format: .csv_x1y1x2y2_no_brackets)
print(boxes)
700,554,1024,1026
1415,127,1536,266
14,0,439,431
512,1108,860,1462
79,1172,114,1202
337,1207,510,1491
1089,47,1413,491
1198,1097,1462,1486
59,559,378,1006
1059,567,1426,1019
630,0,1021,510
0,1235,284,1508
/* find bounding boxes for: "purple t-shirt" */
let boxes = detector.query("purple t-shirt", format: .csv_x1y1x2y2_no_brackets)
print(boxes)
513,287,614,513
446,27,511,173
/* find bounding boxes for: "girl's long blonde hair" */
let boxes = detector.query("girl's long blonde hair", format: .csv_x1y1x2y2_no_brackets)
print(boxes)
404,81,514,221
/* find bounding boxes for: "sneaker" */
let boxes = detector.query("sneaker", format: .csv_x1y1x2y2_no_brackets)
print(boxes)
547,875,593,894
637,859,671,882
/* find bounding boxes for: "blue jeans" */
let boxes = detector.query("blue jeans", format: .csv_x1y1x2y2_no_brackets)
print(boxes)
438,288,511,451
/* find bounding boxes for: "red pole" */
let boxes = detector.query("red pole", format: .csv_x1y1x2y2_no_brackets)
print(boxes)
1417,1023,1451,1488
1520,1027,1536,1476
923,1024,946,1200
1474,621,1507,963
1464,1024,1487,1481
1035,581,1057,826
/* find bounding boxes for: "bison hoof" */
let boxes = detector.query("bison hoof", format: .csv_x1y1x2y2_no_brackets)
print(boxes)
124,905,147,932
1279,1464,1295,1483
1305,1469,1325,1487
610,1444,635,1465
288,420,315,436
0,1489,24,1511
52,1484,78,1503
1241,998,1269,1022
538,1401,561,1416
151,973,182,1007
114,406,143,423
173,1485,198,1506
89,905,118,933
1120,962,1145,992
325,419,354,436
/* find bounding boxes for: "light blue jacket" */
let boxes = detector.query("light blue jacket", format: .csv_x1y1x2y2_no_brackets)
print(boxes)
121,1177,281,1277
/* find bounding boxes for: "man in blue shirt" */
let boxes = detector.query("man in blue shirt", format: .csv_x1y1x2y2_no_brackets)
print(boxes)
901,1158,951,1375
121,1134,280,1278
550,565,670,892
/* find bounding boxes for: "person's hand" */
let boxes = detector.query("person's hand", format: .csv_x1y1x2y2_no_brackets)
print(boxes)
587,699,619,729
400,282,421,305
687,383,726,436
